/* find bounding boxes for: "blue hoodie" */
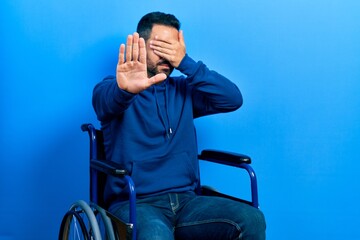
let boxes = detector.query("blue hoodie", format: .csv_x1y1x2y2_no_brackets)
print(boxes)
92,55,243,209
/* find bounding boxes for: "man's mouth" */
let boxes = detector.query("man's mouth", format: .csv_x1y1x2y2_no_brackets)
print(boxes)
158,61,171,68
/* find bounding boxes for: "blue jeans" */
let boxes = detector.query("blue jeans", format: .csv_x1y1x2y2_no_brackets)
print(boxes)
110,191,266,240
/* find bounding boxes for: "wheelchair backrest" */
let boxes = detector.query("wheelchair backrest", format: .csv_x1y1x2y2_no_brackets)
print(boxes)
81,123,107,207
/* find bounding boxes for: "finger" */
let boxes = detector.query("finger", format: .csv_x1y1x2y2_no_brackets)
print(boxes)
179,30,185,46
132,32,139,61
154,35,175,44
139,37,146,64
126,34,133,61
150,39,172,50
153,50,171,62
151,45,174,55
150,39,174,55
155,73,167,82
118,44,125,64
149,73,167,86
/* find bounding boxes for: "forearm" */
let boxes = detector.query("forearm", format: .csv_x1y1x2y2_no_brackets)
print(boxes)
177,55,243,117
92,76,136,122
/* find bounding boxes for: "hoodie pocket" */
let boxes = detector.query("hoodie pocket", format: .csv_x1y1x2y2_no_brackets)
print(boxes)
130,152,197,195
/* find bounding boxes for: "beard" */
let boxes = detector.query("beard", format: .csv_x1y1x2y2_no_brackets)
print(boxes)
147,60,174,78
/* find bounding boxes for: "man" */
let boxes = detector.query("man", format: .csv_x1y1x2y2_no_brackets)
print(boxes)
92,11,266,240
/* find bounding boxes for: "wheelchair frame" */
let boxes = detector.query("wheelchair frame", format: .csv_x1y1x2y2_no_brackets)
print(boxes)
58,123,260,240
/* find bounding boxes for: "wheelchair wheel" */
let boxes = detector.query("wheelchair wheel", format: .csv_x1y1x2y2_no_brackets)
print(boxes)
59,200,102,240
59,210,89,240
91,203,116,240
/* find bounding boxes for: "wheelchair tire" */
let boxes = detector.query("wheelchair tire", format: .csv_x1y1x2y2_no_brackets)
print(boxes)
59,210,89,240
59,200,102,240
91,203,116,240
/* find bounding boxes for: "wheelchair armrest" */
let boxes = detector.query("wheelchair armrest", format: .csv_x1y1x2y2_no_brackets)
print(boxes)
81,123,93,132
198,149,251,166
90,159,127,176
198,149,259,208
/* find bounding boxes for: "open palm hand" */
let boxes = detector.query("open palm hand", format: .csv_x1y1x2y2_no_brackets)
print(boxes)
116,33,167,94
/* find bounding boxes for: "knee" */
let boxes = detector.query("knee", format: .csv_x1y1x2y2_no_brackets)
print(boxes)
240,208,266,239
137,219,174,240
253,209,266,231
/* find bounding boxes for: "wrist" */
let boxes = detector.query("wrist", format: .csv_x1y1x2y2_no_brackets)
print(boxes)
176,54,198,75
173,54,186,68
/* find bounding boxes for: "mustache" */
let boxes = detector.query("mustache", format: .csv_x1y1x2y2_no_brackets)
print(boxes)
158,60,171,66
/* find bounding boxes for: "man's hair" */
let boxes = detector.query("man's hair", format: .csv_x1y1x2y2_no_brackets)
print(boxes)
137,12,181,41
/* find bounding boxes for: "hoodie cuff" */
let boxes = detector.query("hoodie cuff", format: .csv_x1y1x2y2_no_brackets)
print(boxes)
113,84,137,105
176,54,200,76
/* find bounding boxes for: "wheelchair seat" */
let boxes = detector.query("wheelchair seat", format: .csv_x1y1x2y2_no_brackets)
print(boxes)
58,123,259,240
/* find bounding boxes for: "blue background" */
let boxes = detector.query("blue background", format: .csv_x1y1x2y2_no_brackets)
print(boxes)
1,0,359,239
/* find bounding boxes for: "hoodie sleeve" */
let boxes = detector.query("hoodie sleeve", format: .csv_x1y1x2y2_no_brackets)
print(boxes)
92,76,137,122
177,54,243,118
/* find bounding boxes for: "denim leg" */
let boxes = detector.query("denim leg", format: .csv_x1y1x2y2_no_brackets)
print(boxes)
175,196,266,240
110,195,176,240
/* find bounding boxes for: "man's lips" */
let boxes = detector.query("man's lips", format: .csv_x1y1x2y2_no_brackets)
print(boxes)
158,61,171,68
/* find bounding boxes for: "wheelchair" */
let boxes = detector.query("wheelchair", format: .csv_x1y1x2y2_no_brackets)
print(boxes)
58,123,260,240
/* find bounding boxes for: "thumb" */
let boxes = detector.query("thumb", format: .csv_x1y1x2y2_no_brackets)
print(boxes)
149,73,167,85
179,30,185,45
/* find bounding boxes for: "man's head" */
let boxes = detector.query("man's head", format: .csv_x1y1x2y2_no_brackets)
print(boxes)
137,12,180,42
137,12,182,78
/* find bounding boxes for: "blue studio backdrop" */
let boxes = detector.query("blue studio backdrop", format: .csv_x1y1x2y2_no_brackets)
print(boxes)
1,0,359,239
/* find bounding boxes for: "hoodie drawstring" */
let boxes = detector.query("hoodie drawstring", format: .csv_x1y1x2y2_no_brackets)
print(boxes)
154,84,172,139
